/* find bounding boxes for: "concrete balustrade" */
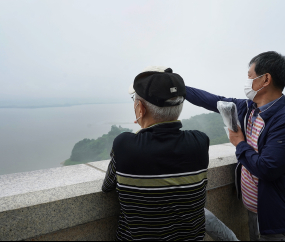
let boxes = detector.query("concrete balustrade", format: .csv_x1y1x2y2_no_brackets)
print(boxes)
0,143,249,241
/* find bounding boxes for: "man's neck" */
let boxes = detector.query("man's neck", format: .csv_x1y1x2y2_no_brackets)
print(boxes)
255,92,283,108
140,117,157,129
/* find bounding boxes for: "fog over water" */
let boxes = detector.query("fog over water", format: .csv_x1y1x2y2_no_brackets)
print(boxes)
1,0,285,175
0,102,208,175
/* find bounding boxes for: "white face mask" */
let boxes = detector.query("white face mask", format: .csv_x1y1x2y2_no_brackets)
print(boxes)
244,74,265,101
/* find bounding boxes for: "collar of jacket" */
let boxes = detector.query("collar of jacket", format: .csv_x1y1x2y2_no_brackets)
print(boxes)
246,95,285,122
136,120,182,134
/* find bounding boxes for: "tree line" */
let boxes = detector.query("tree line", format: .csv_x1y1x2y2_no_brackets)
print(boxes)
63,112,228,166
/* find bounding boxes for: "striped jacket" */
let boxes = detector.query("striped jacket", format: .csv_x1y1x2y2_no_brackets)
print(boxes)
102,121,210,241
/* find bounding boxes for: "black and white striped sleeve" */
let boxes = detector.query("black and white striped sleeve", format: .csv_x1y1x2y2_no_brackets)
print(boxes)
102,150,117,193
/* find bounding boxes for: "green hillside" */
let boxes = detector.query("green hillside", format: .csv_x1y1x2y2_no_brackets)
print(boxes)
63,125,132,166
63,112,228,166
181,112,228,145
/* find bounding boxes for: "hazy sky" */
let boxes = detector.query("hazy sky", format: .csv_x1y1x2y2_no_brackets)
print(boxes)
0,0,285,103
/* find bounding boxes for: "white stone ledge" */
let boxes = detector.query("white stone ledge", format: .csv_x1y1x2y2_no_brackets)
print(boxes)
0,143,236,212
0,164,106,212
0,143,238,241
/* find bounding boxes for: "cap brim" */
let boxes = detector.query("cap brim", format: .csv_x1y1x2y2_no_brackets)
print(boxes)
128,84,135,95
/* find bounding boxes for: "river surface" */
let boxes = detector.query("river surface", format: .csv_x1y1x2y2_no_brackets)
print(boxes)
0,102,208,175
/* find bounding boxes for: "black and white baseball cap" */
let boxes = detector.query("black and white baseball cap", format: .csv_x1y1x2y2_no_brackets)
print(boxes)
128,66,186,107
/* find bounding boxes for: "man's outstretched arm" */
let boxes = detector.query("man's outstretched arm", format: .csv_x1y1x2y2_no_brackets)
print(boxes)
102,151,117,193
186,86,245,113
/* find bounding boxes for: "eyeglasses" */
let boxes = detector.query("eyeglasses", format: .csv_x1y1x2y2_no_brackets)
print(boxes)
131,95,135,102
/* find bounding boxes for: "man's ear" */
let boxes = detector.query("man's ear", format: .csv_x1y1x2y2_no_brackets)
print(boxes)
264,73,272,87
139,101,146,117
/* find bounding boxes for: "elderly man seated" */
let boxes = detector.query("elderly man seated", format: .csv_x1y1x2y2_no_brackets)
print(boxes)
102,66,210,241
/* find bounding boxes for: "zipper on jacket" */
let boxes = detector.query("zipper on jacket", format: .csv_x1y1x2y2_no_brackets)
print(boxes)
243,115,247,135
256,115,265,237
257,214,261,239
244,100,249,135
236,101,250,199
235,162,241,199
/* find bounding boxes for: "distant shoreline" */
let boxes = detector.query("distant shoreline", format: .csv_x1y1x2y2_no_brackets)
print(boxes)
0,101,132,109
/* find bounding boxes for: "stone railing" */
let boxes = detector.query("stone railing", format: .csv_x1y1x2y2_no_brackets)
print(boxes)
0,143,249,241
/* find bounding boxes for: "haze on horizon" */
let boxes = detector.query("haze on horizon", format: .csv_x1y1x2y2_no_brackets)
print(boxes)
1,0,285,106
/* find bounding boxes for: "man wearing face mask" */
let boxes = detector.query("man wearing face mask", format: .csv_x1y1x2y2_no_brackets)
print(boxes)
186,51,285,241
102,66,210,241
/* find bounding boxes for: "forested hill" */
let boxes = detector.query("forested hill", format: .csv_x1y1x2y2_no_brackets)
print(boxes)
63,125,132,166
63,112,228,166
181,112,228,145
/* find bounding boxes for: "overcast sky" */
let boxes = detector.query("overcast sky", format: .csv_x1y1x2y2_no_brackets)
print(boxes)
0,0,285,103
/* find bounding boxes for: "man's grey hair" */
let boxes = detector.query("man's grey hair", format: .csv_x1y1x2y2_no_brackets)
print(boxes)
135,93,184,122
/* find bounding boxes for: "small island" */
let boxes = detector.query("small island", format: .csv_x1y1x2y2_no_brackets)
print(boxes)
63,112,228,166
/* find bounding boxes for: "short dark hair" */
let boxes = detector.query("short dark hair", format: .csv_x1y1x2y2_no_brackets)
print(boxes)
249,51,285,91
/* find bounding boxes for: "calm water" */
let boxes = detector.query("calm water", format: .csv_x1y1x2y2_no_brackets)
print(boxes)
0,102,207,175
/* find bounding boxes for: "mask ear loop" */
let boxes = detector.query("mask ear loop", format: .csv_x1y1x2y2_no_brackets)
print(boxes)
134,101,146,124
134,102,141,124
135,116,141,123
252,74,266,92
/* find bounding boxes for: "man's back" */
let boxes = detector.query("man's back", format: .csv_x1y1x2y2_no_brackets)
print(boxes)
102,121,209,241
